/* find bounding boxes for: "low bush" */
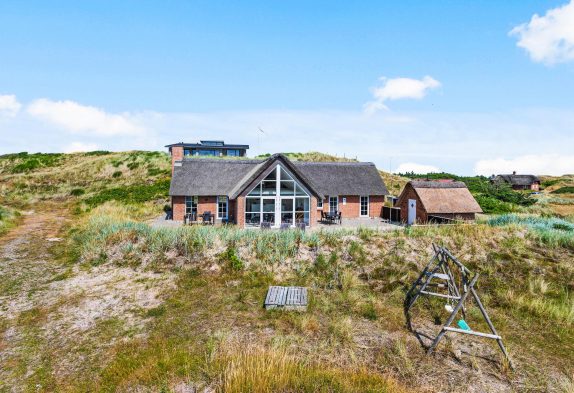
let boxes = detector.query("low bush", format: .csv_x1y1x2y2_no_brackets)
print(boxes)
488,214,574,249
552,187,574,194
84,179,170,206
70,188,85,196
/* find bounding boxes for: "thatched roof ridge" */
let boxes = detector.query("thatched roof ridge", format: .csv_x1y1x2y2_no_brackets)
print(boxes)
169,154,389,198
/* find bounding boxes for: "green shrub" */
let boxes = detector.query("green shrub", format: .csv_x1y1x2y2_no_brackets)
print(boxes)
127,162,140,170
84,150,111,156
552,187,574,194
147,167,169,177
9,153,64,173
220,247,244,271
488,214,574,249
84,179,170,206
112,171,123,178
70,188,85,196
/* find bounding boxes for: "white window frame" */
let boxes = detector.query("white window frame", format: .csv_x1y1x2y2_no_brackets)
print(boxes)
185,196,198,216
244,165,310,228
317,198,323,209
329,196,338,213
360,196,369,217
217,196,228,219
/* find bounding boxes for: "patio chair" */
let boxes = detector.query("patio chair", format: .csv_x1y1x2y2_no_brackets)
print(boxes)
222,214,234,225
337,211,342,225
261,222,271,229
296,222,306,231
280,223,290,230
201,211,213,225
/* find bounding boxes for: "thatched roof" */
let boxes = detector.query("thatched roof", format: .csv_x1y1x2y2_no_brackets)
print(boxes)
400,180,482,214
169,159,262,197
493,174,540,186
293,162,388,196
169,154,388,198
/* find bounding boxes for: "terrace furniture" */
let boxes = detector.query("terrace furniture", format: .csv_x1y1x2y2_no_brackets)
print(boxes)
280,223,291,230
201,211,214,225
221,214,234,225
296,222,306,231
324,211,339,225
261,221,272,229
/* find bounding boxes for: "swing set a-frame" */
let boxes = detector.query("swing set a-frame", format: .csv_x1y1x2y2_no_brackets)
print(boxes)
404,244,513,368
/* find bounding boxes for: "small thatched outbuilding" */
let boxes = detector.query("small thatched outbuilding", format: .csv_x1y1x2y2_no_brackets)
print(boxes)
397,180,482,224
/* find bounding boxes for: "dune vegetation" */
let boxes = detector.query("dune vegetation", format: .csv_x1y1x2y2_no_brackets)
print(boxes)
1,151,573,392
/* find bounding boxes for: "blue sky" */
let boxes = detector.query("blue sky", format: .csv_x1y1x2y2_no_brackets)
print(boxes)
1,0,573,175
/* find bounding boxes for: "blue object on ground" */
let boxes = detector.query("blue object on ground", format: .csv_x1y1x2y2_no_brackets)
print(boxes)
457,319,471,331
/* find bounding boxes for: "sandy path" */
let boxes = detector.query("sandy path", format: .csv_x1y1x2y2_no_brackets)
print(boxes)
0,205,175,391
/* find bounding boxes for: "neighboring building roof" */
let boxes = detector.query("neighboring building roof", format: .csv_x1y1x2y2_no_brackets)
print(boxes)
169,154,389,198
399,180,482,214
493,174,540,186
293,161,388,196
165,141,249,150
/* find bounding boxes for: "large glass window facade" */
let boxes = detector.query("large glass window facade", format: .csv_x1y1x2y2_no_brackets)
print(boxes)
245,165,310,227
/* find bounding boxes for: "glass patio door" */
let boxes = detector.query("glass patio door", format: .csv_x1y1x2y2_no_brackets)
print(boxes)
262,197,276,226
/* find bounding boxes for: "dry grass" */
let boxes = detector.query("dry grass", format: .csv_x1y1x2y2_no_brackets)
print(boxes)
215,344,407,393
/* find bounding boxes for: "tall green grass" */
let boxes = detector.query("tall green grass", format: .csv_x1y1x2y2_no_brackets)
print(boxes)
75,211,357,266
488,214,574,249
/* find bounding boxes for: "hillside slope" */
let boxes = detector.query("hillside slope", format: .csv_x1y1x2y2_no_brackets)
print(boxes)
1,151,573,392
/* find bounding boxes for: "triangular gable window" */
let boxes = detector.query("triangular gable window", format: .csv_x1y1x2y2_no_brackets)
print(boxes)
245,165,310,227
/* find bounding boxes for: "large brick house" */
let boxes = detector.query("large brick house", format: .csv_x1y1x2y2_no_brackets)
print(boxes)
169,152,388,228
397,180,482,224
490,172,540,191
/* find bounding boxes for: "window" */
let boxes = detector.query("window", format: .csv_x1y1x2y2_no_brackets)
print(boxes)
197,149,219,156
244,165,310,227
360,196,369,217
226,149,240,156
317,198,323,209
185,196,198,217
329,196,338,213
217,196,228,219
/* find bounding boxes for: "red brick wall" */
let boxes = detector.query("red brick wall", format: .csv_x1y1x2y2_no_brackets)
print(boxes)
319,195,384,219
172,196,186,221
197,196,217,216
370,195,384,218
398,185,427,223
228,199,237,223
171,146,184,175
310,196,318,226
236,196,245,227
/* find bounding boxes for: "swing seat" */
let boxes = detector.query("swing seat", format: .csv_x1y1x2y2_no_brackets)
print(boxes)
457,319,471,331
425,272,449,280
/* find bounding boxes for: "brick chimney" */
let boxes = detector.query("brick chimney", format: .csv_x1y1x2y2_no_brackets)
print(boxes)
170,145,184,175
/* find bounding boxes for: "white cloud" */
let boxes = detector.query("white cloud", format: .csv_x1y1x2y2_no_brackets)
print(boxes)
474,154,574,176
63,142,99,153
0,94,22,117
364,76,441,114
510,0,574,64
394,162,441,174
27,99,143,136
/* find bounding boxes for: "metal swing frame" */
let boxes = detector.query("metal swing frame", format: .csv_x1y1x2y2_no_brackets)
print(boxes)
404,244,513,368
